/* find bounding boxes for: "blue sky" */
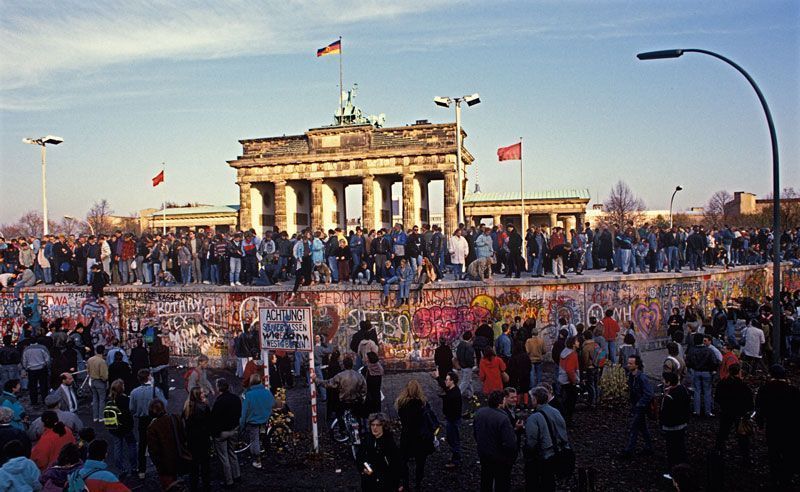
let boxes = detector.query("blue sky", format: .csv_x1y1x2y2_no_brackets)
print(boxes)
1,0,798,226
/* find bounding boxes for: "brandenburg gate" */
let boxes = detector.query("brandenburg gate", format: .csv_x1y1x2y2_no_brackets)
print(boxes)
228,121,472,235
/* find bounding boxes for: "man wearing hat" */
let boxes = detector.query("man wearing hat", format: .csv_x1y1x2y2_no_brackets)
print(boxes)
27,390,83,441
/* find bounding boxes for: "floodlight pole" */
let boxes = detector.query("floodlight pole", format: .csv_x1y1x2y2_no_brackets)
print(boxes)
637,48,782,360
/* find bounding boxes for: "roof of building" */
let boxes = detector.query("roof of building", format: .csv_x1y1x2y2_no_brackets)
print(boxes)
147,205,239,218
464,189,591,203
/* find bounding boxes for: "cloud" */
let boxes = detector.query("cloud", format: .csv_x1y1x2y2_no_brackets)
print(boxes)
0,0,453,90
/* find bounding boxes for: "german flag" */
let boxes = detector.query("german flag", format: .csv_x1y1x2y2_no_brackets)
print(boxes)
317,39,341,57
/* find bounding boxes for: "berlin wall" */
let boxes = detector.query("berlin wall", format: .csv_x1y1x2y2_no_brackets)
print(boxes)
2,264,798,369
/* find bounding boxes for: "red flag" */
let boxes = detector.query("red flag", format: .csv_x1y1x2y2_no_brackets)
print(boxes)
152,170,164,187
497,142,522,161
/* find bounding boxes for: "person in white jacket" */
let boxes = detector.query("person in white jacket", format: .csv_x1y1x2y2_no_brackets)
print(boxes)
448,229,469,280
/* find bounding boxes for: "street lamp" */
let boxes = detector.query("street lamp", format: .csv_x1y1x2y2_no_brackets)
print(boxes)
669,185,683,228
637,48,781,360
64,215,95,235
23,135,63,235
434,93,480,228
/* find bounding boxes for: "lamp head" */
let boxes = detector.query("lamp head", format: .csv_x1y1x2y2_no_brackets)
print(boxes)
464,93,481,106
42,135,63,146
676,185,683,191
64,215,75,220
433,96,452,108
637,49,684,61
22,137,39,145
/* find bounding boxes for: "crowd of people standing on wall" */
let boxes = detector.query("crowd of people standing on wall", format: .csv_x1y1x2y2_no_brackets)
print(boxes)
2,222,798,299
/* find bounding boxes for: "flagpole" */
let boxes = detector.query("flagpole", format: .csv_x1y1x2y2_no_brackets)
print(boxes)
338,36,343,125
161,162,166,235
519,138,524,236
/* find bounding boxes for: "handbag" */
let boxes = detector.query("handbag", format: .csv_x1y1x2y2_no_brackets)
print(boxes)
735,417,754,437
131,260,137,270
538,409,575,479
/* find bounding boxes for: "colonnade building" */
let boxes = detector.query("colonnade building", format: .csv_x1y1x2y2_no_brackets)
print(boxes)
228,121,470,235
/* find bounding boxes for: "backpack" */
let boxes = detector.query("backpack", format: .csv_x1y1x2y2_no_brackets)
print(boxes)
65,468,102,492
22,305,33,318
591,344,608,368
103,399,122,430
420,402,440,443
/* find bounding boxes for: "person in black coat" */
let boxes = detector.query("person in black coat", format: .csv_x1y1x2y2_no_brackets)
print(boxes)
659,371,690,472
211,378,242,487
129,339,150,385
184,386,212,491
396,380,435,491
506,342,532,406
715,363,753,463
357,413,403,492
755,364,800,488
433,338,453,390
440,371,462,468
108,351,136,394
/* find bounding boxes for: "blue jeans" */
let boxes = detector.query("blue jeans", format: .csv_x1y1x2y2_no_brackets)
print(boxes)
607,341,617,365
445,418,461,463
42,267,51,284
529,362,543,388
119,259,132,284
692,370,713,415
382,276,399,297
533,256,543,276
142,262,153,284
399,280,412,300
110,432,137,474
152,263,161,283
624,409,652,453
351,251,362,270
229,258,242,283
619,249,632,274
328,256,339,282
181,264,192,285
209,263,219,284
452,263,463,280
668,246,680,272
585,245,594,270
726,322,738,348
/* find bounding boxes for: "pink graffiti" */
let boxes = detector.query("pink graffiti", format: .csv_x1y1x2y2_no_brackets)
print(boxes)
633,301,662,338
412,305,492,342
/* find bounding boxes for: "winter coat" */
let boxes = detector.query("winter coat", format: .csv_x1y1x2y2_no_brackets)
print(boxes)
448,236,469,265
39,462,82,492
31,428,76,471
147,414,183,476
398,399,432,457
659,384,690,430
479,356,506,395
0,457,41,492
356,431,402,492
473,407,517,463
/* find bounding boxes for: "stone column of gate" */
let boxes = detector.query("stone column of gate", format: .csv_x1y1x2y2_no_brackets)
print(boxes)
311,179,323,230
402,172,416,229
577,213,586,231
564,215,577,235
362,174,375,231
274,180,287,232
549,212,559,229
443,170,457,234
238,181,252,231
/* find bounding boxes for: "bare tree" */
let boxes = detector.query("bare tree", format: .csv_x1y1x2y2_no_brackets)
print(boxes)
18,211,44,237
760,187,800,231
705,190,733,228
603,180,646,227
87,199,114,236
58,217,80,236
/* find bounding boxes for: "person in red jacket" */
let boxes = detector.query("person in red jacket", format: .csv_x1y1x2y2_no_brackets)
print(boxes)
558,336,580,425
31,411,75,471
719,342,740,380
479,348,506,395
602,309,621,365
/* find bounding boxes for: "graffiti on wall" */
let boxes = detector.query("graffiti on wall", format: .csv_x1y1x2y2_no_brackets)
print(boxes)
1,264,790,367
1,292,119,346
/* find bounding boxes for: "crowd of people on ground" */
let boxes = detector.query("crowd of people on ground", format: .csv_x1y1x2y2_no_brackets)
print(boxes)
2,223,799,299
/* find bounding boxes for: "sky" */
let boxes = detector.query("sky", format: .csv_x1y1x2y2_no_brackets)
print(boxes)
1,0,798,227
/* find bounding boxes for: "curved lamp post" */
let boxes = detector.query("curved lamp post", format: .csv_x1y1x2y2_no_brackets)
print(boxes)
669,185,683,228
637,48,781,360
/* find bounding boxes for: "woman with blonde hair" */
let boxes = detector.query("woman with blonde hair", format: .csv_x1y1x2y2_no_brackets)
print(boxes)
395,380,437,490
